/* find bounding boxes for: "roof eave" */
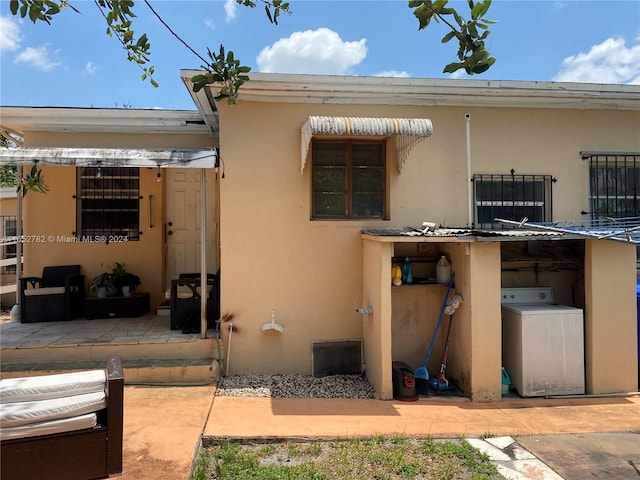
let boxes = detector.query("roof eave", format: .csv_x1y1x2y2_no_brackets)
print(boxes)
180,71,640,111
180,70,219,136
0,107,211,137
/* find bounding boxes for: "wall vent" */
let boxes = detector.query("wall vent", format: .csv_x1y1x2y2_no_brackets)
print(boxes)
311,339,363,377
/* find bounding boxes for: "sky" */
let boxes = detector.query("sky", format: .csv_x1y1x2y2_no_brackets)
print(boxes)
0,0,639,110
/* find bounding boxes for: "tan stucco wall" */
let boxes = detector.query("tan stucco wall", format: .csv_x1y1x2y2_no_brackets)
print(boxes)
21,165,165,307
362,238,393,399
19,131,216,310
0,196,17,216
585,239,638,393
465,242,502,400
216,98,639,389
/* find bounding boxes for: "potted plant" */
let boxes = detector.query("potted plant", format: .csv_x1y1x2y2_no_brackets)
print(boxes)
110,262,140,297
89,272,113,299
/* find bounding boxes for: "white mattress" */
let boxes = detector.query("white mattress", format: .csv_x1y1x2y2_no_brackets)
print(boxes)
0,369,106,403
0,391,106,428
0,413,98,441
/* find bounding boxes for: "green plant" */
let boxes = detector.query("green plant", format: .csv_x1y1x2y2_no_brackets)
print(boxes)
110,262,141,292
88,272,114,294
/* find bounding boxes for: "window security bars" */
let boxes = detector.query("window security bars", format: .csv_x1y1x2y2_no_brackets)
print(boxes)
2,216,17,274
586,154,639,220
76,167,140,240
473,173,553,229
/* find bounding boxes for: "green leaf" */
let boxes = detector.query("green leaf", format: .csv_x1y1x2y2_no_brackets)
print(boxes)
9,0,18,15
432,0,448,13
443,61,465,74
441,31,456,44
471,0,491,20
471,61,492,74
136,33,148,48
29,6,40,23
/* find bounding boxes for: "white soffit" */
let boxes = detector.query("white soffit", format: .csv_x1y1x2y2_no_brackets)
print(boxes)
300,116,433,174
0,147,218,168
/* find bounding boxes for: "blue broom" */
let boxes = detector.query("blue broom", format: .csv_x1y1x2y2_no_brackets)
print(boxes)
414,273,455,381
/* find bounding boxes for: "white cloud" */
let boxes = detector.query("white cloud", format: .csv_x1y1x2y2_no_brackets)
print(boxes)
224,0,237,22
553,36,640,85
204,17,215,30
15,45,61,71
447,69,470,80
0,16,22,52
85,61,97,75
257,28,367,74
374,70,411,78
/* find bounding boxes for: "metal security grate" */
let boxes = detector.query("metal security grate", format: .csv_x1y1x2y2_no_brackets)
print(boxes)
76,167,140,240
585,153,640,219
473,172,553,228
1,215,17,274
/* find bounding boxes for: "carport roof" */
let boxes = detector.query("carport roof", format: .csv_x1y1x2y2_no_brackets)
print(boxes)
363,217,640,245
0,147,218,168
361,226,566,242
496,217,640,244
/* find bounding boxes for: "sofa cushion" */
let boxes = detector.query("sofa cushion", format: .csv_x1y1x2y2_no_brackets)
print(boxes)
0,413,98,441
0,369,106,403
24,286,66,296
0,391,106,428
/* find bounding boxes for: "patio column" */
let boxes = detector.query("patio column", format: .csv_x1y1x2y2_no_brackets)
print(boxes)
200,168,208,339
584,239,637,393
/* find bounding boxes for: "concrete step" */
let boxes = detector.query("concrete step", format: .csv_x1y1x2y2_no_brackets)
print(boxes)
0,357,223,384
0,334,224,364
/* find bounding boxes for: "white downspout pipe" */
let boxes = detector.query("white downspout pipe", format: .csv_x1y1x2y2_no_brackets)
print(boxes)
465,114,473,228
200,168,208,339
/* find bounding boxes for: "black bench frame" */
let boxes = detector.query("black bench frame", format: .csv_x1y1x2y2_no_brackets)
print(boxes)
0,356,124,480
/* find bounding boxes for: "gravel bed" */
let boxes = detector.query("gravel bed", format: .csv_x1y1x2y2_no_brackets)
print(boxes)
217,374,376,399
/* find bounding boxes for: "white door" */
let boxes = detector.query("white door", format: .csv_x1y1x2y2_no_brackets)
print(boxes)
165,169,217,291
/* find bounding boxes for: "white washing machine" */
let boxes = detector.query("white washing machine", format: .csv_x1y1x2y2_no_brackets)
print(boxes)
501,287,585,397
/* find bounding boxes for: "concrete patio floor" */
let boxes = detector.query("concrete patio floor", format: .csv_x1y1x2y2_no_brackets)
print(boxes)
2,316,639,479
120,386,640,480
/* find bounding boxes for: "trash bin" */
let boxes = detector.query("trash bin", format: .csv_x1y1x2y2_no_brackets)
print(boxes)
392,361,418,402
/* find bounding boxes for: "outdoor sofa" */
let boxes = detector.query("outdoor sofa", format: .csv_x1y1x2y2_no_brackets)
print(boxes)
0,356,124,480
20,264,85,322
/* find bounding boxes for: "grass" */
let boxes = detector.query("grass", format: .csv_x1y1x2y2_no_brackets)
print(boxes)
190,436,500,480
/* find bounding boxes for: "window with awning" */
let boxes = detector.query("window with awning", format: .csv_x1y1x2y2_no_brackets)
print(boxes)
300,116,432,174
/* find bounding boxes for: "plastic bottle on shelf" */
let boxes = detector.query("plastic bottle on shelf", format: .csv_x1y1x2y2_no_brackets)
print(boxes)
436,255,451,284
401,257,413,285
391,264,402,286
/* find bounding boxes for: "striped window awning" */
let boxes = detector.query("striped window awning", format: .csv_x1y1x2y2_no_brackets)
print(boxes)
300,116,433,174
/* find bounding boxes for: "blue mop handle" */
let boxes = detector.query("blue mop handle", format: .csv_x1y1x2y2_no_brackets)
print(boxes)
422,272,455,368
